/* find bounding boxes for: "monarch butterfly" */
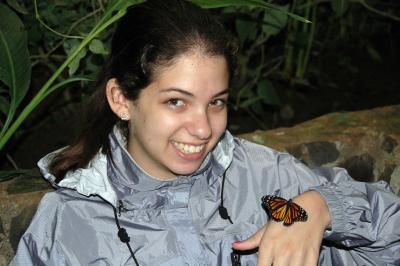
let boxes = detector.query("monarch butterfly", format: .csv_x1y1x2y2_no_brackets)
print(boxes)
262,195,308,226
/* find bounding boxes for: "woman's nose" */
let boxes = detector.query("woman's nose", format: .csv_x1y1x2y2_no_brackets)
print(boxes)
187,110,212,140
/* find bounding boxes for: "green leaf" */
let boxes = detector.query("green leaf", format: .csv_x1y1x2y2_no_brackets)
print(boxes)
257,79,281,106
0,168,41,182
239,96,263,108
45,76,93,97
0,0,146,151
262,5,289,36
194,0,272,9
68,48,87,76
235,19,258,44
92,0,146,33
64,40,87,76
89,39,109,55
0,65,11,88
193,0,310,23
0,95,9,115
6,0,28,14
0,3,31,111
331,0,349,17
64,0,142,72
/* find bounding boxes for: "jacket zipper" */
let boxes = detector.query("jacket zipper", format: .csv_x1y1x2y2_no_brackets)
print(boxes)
230,251,241,266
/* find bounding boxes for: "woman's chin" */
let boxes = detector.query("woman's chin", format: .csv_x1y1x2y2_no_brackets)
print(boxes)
169,161,204,177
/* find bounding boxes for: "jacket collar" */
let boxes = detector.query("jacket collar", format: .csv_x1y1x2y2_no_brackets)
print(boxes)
38,127,235,207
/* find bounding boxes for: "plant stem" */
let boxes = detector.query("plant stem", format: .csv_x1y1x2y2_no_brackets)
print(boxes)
6,153,19,170
33,0,84,39
295,0,312,79
297,0,317,79
298,0,400,22
353,0,400,21
283,0,298,78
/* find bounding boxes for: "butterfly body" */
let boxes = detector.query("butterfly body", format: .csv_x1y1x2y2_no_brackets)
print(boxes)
262,195,308,226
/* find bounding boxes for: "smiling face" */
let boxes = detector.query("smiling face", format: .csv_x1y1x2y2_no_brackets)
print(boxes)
125,52,229,179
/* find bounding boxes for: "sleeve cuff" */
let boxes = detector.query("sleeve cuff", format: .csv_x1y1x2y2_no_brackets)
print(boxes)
310,183,352,239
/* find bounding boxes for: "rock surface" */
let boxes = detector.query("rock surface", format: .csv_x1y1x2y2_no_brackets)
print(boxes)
0,176,50,265
1,105,399,264
240,105,400,184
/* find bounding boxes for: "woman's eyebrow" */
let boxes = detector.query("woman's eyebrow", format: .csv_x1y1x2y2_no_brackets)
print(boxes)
159,88,229,97
213,89,229,97
159,88,194,97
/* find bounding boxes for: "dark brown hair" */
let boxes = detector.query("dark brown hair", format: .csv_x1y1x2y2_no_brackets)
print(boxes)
50,0,238,181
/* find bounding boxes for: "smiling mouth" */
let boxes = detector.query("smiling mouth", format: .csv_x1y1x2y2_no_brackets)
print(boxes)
171,141,205,154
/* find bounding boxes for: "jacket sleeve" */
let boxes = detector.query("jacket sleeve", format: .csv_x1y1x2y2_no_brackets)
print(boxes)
10,192,68,266
287,155,400,264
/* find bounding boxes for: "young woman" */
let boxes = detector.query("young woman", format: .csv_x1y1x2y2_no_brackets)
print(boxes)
12,0,400,265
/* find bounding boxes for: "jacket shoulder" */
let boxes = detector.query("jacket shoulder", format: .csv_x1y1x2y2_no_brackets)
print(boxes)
25,189,101,237
232,136,294,164
38,188,94,208
230,137,327,195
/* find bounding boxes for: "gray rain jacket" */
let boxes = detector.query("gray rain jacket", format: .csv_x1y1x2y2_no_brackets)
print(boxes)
11,128,400,265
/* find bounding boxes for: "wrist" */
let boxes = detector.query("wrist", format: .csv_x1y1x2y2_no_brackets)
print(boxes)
293,191,331,229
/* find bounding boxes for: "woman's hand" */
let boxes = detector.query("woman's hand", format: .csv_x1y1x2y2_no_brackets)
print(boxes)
232,191,331,266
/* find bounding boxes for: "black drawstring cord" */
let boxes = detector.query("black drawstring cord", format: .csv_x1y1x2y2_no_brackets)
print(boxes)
218,172,241,265
113,200,140,266
108,170,235,265
218,171,233,224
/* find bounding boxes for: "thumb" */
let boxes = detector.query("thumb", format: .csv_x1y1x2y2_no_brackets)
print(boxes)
232,225,266,251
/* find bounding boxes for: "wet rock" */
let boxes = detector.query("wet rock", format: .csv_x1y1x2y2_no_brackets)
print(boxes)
9,203,39,252
380,164,396,183
305,141,339,166
0,176,48,265
382,135,397,153
7,175,50,195
241,105,400,184
0,217,3,234
340,154,375,182
286,145,303,159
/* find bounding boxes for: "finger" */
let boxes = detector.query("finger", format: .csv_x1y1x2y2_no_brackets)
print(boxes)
288,249,305,266
232,225,266,251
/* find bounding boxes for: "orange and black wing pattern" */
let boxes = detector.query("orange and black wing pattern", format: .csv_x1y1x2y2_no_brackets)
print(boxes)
262,195,308,226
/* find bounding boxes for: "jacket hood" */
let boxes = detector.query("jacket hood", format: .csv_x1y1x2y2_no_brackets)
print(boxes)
37,127,235,207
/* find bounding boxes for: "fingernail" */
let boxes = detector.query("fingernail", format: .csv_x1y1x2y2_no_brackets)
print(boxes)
233,240,241,244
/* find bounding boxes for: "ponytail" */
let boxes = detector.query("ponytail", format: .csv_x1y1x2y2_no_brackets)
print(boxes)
49,86,120,182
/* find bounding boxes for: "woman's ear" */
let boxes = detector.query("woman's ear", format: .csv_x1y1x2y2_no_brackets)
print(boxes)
106,78,131,120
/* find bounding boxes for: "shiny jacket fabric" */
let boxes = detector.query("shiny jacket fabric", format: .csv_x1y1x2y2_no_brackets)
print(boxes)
11,128,400,265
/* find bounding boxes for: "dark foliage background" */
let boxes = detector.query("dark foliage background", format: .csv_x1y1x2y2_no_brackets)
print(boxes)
0,0,399,172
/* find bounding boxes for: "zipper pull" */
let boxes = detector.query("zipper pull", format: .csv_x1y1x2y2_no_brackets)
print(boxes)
230,251,241,266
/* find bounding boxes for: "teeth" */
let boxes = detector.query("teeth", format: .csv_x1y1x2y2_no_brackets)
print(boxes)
172,141,205,154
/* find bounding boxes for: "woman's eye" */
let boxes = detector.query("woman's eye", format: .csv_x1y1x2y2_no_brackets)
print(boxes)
167,98,185,107
210,99,227,107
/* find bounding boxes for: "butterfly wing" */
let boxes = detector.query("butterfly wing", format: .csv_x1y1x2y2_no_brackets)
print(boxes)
262,195,308,226
262,195,289,222
283,201,308,226
292,202,308,222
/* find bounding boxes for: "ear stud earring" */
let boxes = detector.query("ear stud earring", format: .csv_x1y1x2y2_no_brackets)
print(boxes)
120,113,130,121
